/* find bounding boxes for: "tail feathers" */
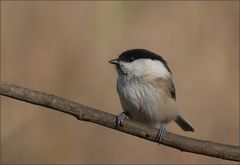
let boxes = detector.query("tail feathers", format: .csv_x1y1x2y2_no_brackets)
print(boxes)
175,115,194,132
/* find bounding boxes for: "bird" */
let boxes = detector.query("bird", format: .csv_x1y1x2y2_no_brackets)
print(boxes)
109,49,194,142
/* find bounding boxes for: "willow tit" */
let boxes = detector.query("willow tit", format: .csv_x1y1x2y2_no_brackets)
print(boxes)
109,49,194,142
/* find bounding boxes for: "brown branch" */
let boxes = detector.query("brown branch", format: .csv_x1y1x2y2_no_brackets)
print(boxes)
0,81,239,162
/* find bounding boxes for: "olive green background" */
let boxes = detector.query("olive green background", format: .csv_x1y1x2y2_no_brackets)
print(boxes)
1,1,239,164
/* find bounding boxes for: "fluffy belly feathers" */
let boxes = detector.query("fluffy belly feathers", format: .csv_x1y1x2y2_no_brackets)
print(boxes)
117,77,178,128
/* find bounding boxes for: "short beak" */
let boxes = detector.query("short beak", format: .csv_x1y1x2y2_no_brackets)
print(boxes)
109,59,119,65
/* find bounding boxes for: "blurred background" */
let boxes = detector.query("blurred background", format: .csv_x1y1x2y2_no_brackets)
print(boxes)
1,1,239,164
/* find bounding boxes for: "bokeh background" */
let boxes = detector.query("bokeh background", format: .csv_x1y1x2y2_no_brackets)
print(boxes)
1,1,239,164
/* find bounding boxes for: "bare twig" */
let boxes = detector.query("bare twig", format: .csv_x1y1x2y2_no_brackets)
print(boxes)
0,81,239,162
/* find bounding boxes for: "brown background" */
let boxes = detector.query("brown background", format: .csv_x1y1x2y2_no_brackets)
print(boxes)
1,1,239,164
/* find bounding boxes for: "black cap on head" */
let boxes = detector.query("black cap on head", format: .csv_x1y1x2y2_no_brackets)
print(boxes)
119,49,172,73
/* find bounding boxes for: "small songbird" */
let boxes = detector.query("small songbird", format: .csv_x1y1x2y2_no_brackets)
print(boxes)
109,49,194,142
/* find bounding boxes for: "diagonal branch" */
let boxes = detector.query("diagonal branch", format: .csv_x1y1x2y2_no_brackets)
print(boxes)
0,81,239,162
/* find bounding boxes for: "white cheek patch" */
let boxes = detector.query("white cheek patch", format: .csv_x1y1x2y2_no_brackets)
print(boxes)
124,59,171,79
146,60,171,79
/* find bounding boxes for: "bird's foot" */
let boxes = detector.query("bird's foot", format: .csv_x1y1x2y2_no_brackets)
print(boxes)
116,112,129,127
156,123,166,143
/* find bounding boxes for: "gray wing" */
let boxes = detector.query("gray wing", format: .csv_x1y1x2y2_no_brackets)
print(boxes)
148,77,176,100
168,79,176,100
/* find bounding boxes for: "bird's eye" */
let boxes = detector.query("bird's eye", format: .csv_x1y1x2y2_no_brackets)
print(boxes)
129,57,135,62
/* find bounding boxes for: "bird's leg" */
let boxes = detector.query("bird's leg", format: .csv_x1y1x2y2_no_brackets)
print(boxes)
116,111,129,127
156,123,166,143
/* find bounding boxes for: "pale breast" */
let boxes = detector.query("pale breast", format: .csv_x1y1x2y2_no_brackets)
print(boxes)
117,75,179,128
